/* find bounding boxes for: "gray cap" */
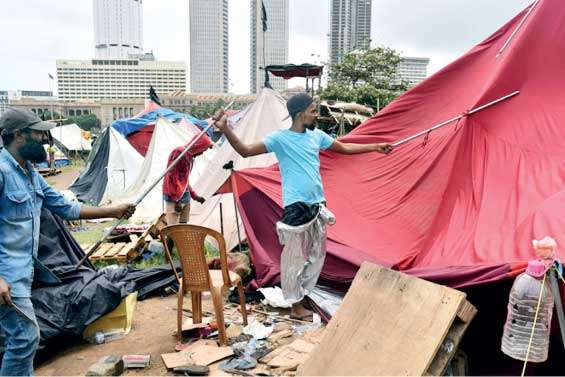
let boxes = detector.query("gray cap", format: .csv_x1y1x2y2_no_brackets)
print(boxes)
0,108,57,134
283,92,314,120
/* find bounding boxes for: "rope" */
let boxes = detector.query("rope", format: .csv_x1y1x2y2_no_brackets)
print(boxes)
520,272,547,377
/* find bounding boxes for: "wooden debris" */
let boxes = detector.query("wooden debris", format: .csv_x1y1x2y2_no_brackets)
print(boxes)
297,262,477,376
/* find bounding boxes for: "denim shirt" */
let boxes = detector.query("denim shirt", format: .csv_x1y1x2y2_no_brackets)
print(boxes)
0,148,82,297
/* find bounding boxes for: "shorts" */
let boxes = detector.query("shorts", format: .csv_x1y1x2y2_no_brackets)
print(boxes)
163,192,191,204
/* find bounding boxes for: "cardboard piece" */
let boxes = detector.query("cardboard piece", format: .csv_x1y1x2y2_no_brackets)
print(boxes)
267,339,315,369
161,339,233,369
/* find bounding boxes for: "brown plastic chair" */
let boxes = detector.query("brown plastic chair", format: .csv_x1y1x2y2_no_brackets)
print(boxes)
159,224,248,345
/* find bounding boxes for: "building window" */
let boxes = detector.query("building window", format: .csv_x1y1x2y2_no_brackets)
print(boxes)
69,109,75,117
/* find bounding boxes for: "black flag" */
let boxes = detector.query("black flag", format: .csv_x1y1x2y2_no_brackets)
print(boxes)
261,0,268,32
149,86,162,106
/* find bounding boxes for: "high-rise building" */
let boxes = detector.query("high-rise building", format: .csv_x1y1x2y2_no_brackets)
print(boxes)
189,0,229,93
250,0,289,94
329,0,372,67
0,91,9,115
398,57,429,87
56,58,186,101
93,0,144,59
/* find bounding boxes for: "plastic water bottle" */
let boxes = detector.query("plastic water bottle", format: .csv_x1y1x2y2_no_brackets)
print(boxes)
85,331,105,345
501,260,554,362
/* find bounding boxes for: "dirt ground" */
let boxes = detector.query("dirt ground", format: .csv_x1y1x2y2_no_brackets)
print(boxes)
46,165,82,191
37,295,190,376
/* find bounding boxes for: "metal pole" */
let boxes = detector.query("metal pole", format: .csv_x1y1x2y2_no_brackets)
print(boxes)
392,91,519,148
497,0,539,58
75,101,234,269
219,201,224,236
233,190,243,253
549,268,565,350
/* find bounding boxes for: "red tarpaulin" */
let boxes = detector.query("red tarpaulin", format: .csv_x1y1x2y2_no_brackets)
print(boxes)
230,0,565,290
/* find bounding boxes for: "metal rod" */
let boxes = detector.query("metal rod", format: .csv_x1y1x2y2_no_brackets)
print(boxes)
392,91,519,147
549,268,565,350
219,201,224,236
75,102,234,269
497,0,539,58
233,187,243,253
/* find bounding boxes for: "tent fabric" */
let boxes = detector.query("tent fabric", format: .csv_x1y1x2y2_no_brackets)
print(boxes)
50,124,92,152
69,127,143,205
108,117,215,223
188,88,290,250
266,64,324,79
112,101,210,138
229,0,565,290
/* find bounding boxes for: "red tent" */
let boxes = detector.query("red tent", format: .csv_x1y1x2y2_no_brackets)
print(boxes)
230,0,565,290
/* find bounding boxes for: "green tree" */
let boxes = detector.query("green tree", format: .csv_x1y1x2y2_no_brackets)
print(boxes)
63,114,101,132
189,99,227,119
321,47,410,110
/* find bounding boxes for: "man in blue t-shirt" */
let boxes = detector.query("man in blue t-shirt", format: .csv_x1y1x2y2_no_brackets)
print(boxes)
215,93,392,319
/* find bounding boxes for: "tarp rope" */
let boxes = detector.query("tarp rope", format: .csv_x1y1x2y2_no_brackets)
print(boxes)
520,272,547,377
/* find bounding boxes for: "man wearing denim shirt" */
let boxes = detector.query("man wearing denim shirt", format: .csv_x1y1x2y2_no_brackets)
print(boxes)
0,108,136,376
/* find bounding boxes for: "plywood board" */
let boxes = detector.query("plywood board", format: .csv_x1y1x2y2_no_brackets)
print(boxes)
298,262,474,376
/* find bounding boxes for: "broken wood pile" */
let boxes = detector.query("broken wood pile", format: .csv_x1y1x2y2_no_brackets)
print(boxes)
81,214,167,263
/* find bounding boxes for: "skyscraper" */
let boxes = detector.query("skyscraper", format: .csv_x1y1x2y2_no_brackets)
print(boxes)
250,0,289,94
189,0,229,93
93,0,144,59
329,0,372,67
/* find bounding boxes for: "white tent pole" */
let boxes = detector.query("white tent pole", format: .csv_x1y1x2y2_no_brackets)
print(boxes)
391,91,519,148
75,102,234,269
496,0,539,58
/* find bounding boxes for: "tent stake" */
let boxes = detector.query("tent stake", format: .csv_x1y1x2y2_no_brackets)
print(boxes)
392,91,519,148
74,101,235,269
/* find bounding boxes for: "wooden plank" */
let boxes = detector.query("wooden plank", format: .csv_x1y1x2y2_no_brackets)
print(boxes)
425,302,477,376
104,243,126,258
298,262,474,376
89,243,113,260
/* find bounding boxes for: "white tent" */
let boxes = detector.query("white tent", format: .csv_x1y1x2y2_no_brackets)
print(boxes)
101,128,145,204
70,127,144,205
50,124,92,152
188,88,291,250
111,117,215,222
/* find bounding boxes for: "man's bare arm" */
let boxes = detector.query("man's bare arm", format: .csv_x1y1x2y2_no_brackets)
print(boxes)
329,140,393,155
216,114,267,157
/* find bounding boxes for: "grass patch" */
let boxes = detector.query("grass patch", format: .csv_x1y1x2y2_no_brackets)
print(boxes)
72,228,105,245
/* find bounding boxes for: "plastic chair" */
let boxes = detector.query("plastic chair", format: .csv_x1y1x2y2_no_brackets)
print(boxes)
159,224,248,345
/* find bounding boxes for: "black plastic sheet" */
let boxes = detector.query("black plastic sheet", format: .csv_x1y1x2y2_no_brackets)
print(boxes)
31,209,180,345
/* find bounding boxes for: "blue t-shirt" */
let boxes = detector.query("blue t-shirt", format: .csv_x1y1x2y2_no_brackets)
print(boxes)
264,128,335,207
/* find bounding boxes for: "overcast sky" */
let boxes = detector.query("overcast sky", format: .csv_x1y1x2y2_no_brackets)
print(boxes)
0,0,532,94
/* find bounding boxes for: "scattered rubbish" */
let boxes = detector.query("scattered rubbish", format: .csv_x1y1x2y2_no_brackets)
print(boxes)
162,339,233,369
83,292,138,342
220,338,258,371
173,364,210,375
266,339,315,370
293,323,322,335
86,356,124,376
243,320,274,339
268,329,293,343
122,354,151,369
258,287,291,308
226,324,244,338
